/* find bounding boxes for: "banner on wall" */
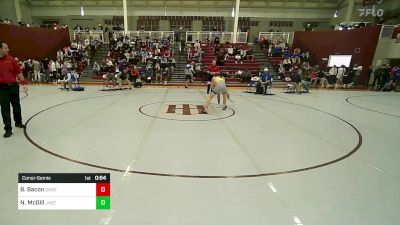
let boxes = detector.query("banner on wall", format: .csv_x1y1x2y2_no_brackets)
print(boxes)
359,0,384,17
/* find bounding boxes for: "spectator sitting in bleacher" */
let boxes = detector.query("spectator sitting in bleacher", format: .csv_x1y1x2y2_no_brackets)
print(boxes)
234,54,243,64
92,61,100,76
278,64,285,79
162,67,171,84
146,66,154,82
216,50,225,66
169,58,176,74
155,67,162,83
227,46,234,57
185,62,195,88
268,45,273,57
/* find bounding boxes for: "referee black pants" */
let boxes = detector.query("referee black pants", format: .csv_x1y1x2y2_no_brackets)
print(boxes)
0,83,22,132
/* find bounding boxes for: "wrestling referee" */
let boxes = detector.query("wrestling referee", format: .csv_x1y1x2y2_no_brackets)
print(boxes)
0,41,28,138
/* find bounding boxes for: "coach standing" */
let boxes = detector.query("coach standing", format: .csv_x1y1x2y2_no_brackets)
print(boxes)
0,41,28,138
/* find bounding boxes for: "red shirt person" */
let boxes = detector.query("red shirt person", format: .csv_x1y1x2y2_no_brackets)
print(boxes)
206,60,220,94
0,41,28,138
207,60,220,75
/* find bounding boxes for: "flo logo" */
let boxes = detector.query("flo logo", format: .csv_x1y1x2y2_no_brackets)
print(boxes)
166,104,207,115
359,0,384,17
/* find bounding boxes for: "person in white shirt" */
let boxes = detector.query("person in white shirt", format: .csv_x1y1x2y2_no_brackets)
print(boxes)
328,65,338,87
32,59,41,83
105,59,113,67
335,65,346,89
60,69,73,90
92,62,100,76
55,60,61,80
194,40,201,49
49,60,56,84
57,50,64,62
351,64,363,87
227,46,234,56
184,62,195,88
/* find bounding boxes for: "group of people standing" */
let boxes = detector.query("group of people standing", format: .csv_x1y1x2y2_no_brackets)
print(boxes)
372,64,399,91
328,64,366,89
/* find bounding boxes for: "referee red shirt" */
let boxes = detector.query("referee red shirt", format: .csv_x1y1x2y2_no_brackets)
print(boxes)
0,55,21,84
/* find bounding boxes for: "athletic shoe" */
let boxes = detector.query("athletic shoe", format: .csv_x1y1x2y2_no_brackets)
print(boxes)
222,105,227,110
3,131,12,138
15,123,26,128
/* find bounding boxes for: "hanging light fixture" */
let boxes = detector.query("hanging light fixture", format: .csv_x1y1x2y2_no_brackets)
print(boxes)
80,5,85,16
231,7,235,17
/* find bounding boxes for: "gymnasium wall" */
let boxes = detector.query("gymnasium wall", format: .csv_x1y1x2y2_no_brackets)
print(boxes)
31,6,334,19
372,38,400,67
0,24,71,61
0,0,18,23
292,25,381,85
32,14,331,41
19,1,33,24
31,5,334,34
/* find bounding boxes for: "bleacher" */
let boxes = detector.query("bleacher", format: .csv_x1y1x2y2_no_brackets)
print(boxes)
190,43,260,83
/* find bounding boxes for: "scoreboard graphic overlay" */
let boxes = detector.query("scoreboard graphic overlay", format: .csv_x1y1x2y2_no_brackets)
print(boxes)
18,173,110,210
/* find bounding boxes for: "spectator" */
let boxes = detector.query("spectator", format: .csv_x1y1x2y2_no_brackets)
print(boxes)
206,60,220,94
335,65,346,89
365,65,373,88
92,62,100,76
351,64,362,88
373,65,383,88
328,65,338,87
256,68,272,94
60,69,73,90
42,58,50,83
392,65,399,88
116,67,132,90
184,62,195,88
162,67,170,84
32,59,41,83
300,65,311,93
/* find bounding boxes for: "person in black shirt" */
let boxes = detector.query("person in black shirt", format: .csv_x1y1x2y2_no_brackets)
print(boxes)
292,70,302,93
365,65,373,88
373,65,382,88
379,64,390,90
42,58,49,83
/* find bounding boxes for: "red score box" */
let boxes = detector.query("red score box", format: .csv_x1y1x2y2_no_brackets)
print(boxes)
96,183,110,196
